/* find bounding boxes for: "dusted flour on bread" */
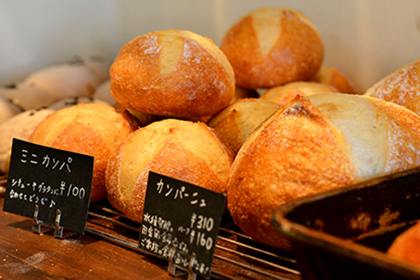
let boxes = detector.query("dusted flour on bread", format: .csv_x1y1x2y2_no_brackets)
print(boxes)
365,59,420,115
110,30,235,118
105,119,232,223
220,7,324,89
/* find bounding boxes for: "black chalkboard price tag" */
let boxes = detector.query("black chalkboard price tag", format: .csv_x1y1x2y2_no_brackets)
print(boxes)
3,139,93,234
139,171,226,279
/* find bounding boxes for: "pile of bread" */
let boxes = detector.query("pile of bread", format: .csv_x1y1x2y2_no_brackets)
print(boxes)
3,6,420,262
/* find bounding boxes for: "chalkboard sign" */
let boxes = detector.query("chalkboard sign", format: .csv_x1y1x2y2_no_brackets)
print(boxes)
3,139,94,234
139,171,226,279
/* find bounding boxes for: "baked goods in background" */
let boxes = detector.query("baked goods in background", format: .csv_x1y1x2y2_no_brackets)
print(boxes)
208,98,281,156
387,221,420,266
311,65,356,94
94,80,117,106
0,83,56,110
365,58,420,115
0,96,21,125
28,103,139,202
23,56,109,104
220,7,324,89
259,81,339,105
0,108,55,174
48,96,109,110
110,30,235,119
0,56,110,111
227,93,420,250
105,118,233,223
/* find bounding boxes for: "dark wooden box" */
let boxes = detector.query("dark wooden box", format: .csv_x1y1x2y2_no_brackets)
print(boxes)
272,167,420,280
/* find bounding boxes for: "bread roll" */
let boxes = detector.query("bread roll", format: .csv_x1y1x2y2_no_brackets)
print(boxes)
208,98,281,156
110,30,235,118
0,108,55,174
105,119,233,223
227,93,420,249
24,57,108,103
365,59,420,115
29,103,139,202
260,81,338,105
388,221,420,266
312,65,356,94
220,7,324,89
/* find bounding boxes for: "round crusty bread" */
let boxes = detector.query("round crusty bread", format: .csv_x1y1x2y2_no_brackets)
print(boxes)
105,118,233,223
220,7,324,89
260,81,339,105
110,30,235,118
227,93,420,250
311,65,356,94
365,58,420,115
28,103,139,202
208,98,281,156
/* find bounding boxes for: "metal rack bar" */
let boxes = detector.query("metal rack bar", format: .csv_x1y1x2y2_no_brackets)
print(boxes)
86,203,301,279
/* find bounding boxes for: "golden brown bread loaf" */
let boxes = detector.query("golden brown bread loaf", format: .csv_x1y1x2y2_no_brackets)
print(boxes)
220,7,324,89
110,30,235,118
387,221,420,266
105,119,233,223
227,93,420,249
365,58,420,115
259,81,339,105
312,65,356,94
28,103,139,202
208,98,281,156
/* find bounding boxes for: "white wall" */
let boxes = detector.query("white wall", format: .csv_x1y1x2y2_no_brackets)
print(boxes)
1,0,419,92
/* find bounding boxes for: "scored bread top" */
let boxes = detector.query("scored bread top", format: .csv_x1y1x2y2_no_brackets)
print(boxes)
365,59,420,115
228,95,357,249
220,7,324,89
28,103,138,201
208,98,281,156
308,93,420,178
29,103,138,153
110,30,235,118
227,93,420,249
105,118,233,222
260,81,338,105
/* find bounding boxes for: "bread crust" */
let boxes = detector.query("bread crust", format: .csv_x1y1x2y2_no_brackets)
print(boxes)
227,96,356,249
208,98,281,156
110,30,235,118
105,119,232,223
260,81,338,105
365,59,420,115
227,94,420,249
220,7,324,89
28,103,139,202
312,66,356,94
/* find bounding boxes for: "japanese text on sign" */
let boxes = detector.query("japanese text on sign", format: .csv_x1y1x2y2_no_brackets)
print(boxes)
139,172,226,279
3,139,94,234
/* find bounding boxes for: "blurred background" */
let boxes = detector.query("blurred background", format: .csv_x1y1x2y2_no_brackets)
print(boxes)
0,0,419,92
